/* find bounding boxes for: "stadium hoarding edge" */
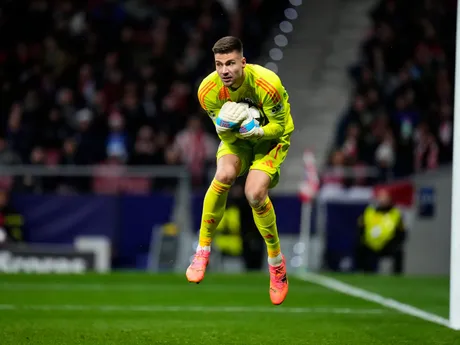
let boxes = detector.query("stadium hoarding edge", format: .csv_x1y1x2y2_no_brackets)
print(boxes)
0,245,95,274
0,237,111,274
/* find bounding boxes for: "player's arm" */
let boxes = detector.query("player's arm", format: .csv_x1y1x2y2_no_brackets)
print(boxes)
198,79,237,143
257,76,288,140
198,78,220,120
237,75,288,141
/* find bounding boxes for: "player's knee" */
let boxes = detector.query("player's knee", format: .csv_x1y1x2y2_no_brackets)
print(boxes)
245,170,270,207
214,167,237,185
245,185,267,208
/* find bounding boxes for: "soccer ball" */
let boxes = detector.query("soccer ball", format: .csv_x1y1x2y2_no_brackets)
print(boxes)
215,102,262,143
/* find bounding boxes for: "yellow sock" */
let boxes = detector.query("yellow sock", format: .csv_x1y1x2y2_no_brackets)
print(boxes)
251,197,281,258
198,178,231,247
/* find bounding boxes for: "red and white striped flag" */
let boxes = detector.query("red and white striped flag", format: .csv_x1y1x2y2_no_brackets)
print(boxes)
299,150,320,203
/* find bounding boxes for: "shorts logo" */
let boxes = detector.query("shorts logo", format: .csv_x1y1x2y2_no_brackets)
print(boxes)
203,219,215,224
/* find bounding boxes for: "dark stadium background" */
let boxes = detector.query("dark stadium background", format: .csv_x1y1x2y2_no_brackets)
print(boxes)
0,0,459,344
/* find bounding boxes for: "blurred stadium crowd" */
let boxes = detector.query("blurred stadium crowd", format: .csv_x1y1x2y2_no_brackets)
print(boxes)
0,0,456,194
325,0,456,187
0,0,288,192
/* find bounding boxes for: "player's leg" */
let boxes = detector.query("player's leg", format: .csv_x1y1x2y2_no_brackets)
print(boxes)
245,170,281,264
186,142,251,283
247,140,290,304
186,154,239,283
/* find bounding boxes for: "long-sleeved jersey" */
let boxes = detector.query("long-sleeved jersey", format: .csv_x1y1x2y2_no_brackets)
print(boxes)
197,64,294,144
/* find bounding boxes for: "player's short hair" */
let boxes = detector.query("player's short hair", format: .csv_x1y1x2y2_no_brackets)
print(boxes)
212,36,243,55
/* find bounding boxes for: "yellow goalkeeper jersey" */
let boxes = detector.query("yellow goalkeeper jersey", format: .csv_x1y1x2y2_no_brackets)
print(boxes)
197,64,294,143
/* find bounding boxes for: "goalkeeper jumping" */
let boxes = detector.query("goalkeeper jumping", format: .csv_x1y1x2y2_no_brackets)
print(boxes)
186,36,295,305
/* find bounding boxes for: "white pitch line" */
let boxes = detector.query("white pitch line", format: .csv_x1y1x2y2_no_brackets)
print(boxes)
298,272,453,329
0,303,387,315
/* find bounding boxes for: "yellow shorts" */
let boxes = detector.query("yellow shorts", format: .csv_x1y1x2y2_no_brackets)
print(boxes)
216,137,290,189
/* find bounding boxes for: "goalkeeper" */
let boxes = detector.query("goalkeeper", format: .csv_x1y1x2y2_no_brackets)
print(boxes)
186,36,295,305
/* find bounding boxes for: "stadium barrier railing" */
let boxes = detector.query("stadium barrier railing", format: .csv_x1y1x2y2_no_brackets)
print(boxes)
0,164,195,273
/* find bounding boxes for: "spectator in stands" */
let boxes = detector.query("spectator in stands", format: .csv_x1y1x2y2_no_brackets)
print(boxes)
375,128,396,181
414,122,439,172
322,150,347,187
172,115,218,187
106,109,130,162
0,137,21,191
129,125,164,166
5,104,31,162
57,137,86,194
40,107,71,151
0,0,288,193
333,0,454,184
0,136,21,166
341,123,361,165
20,146,57,193
355,188,406,275
435,102,453,164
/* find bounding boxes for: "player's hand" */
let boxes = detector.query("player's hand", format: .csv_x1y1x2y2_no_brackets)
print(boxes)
236,117,264,140
215,102,249,132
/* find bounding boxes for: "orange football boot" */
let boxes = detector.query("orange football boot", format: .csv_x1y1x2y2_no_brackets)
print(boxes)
269,255,289,305
186,250,210,283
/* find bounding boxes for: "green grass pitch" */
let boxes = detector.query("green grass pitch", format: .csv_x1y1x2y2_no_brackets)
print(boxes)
0,272,458,344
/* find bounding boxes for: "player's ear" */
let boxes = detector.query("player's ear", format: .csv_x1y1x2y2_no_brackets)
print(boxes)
241,57,246,68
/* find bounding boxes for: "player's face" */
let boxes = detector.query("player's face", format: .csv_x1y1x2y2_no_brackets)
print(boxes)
214,51,246,88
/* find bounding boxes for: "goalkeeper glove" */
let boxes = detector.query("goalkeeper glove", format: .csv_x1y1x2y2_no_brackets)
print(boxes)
215,102,250,134
236,114,264,139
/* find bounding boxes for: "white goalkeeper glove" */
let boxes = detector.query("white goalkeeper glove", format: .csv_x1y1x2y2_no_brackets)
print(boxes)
236,107,264,139
215,102,250,134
